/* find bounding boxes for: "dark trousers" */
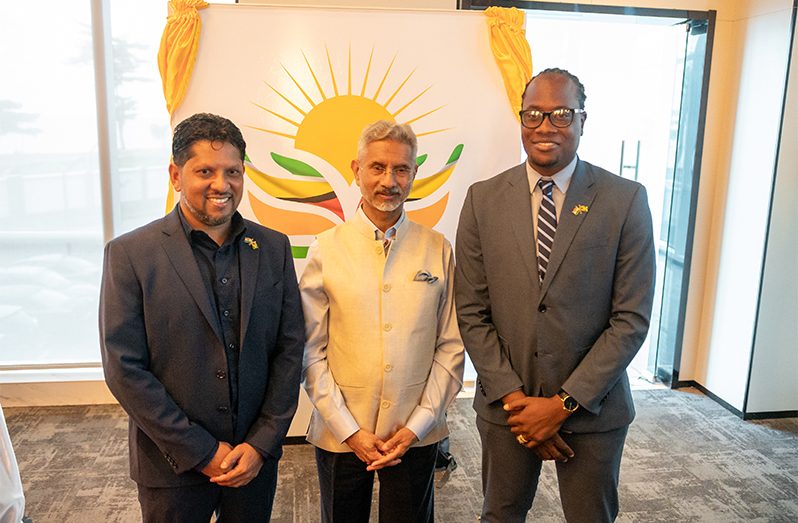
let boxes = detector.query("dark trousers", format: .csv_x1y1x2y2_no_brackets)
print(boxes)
137,456,278,523
315,443,438,523
477,415,628,523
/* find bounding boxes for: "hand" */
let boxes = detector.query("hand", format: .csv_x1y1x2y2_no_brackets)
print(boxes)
345,429,388,466
367,427,419,471
200,441,233,478
209,442,264,488
504,395,570,447
531,433,574,462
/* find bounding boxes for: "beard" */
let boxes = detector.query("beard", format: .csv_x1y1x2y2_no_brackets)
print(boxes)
181,195,232,226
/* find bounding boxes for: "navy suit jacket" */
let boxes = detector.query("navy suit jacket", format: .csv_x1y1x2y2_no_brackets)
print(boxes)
99,206,305,487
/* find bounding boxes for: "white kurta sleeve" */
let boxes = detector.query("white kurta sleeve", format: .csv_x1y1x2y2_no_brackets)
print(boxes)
299,240,360,444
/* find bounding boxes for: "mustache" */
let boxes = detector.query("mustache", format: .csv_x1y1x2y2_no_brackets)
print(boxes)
376,189,401,196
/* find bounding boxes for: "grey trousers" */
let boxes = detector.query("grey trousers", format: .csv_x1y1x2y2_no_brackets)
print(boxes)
477,415,628,523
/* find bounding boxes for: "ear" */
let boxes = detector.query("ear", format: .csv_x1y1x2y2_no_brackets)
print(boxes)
351,159,361,187
579,111,587,136
168,163,182,192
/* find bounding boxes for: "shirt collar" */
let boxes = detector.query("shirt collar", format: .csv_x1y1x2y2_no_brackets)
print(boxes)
177,204,247,246
526,155,578,194
355,205,406,240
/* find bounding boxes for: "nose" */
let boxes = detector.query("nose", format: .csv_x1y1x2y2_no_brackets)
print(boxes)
380,168,399,187
210,170,230,191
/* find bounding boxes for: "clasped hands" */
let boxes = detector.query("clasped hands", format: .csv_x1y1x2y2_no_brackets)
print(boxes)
502,390,575,463
345,427,419,471
201,441,264,487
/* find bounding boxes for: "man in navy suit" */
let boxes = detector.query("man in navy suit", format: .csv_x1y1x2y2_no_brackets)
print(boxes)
100,113,305,522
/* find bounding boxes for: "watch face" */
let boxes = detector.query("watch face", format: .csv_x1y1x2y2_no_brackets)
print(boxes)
563,396,579,411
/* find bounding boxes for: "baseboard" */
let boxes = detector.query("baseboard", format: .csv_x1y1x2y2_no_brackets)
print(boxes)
674,380,744,418
743,410,798,420
0,380,117,406
669,380,797,420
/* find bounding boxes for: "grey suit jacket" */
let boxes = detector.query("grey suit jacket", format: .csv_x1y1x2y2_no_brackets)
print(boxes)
99,206,305,487
455,159,655,433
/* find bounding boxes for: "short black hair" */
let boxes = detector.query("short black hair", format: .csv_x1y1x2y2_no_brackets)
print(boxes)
521,68,587,109
171,113,246,166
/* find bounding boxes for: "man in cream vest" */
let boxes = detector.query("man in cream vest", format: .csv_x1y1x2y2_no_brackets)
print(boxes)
300,120,464,523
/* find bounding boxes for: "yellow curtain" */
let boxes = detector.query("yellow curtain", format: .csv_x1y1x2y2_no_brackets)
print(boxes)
158,0,208,212
484,7,532,121
158,0,209,117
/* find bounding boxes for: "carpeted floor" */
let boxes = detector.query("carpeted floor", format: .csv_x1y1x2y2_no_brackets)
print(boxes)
5,388,798,522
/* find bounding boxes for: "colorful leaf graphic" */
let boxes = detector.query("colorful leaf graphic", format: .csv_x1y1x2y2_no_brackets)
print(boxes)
271,152,324,178
248,191,338,235
408,144,463,201
246,158,344,220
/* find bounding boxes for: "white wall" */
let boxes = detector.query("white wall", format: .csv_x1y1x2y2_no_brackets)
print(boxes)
747,20,798,414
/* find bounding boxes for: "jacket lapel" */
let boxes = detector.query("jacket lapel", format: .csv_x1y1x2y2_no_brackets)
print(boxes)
238,231,260,348
540,160,598,300
506,165,540,286
160,209,224,343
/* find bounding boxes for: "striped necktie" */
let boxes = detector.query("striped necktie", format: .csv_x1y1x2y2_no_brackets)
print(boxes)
537,178,557,283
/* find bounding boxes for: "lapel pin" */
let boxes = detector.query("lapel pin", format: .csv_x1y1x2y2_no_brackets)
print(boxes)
244,237,259,250
571,204,589,216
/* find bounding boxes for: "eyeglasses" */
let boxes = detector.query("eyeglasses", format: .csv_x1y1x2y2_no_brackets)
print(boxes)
519,108,586,129
366,165,414,177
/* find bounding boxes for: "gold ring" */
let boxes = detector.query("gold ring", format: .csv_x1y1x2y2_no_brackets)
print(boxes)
516,434,528,445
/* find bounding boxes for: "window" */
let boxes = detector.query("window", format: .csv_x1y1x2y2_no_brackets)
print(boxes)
0,0,235,368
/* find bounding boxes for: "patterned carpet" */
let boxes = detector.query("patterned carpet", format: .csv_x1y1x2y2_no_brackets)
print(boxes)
5,388,798,522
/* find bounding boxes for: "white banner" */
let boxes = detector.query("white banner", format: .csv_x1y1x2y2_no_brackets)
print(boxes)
173,4,520,270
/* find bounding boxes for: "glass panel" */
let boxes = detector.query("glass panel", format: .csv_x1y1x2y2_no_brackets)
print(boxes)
106,1,173,235
0,1,103,365
655,20,710,383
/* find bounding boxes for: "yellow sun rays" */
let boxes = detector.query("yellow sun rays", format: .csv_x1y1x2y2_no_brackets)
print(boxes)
252,45,449,142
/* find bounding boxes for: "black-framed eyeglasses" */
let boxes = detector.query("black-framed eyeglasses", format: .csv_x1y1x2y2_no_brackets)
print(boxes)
519,108,586,129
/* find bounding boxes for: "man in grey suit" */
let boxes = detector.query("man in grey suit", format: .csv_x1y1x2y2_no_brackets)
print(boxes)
100,113,305,522
455,68,655,522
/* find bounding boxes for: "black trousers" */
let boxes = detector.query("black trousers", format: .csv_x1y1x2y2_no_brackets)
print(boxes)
136,455,278,523
315,443,438,523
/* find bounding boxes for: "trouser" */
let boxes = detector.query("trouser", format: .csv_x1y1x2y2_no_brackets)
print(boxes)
136,455,278,523
477,415,628,523
315,443,438,523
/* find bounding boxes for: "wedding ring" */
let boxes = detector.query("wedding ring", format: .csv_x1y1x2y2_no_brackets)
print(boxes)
516,434,528,445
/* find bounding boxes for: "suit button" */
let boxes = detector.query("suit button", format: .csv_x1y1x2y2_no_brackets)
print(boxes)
381,400,391,409
223,310,230,318
228,343,235,350
217,406,229,413
383,283,391,292
383,323,392,332
216,370,226,379
384,364,393,372
375,246,383,255
221,277,229,284
538,304,547,313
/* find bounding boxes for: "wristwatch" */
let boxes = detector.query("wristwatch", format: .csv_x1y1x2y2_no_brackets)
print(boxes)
558,390,580,413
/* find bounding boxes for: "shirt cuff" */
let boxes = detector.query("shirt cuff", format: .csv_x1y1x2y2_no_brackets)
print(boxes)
405,407,437,442
326,409,361,444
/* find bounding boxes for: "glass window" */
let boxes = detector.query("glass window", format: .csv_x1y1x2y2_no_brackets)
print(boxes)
0,1,103,365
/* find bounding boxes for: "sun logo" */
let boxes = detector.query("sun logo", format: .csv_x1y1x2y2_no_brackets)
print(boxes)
244,46,463,258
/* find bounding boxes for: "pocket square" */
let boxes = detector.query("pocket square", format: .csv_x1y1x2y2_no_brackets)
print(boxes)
413,270,438,284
